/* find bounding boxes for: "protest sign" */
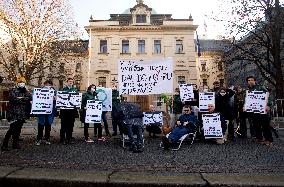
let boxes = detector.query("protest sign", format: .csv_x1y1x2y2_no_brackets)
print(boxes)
244,91,268,114
118,58,173,95
56,91,82,109
199,92,215,112
179,84,194,102
96,87,112,111
85,100,102,123
202,113,223,139
143,111,163,126
31,88,55,114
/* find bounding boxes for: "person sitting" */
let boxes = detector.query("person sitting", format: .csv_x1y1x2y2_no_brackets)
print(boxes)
145,104,162,138
162,105,198,150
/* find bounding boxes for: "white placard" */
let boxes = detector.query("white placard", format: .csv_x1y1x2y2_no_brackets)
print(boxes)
118,58,173,95
85,100,102,123
96,87,112,111
56,91,82,109
244,91,268,114
202,113,223,139
31,88,55,114
179,84,194,102
143,112,163,126
199,92,215,112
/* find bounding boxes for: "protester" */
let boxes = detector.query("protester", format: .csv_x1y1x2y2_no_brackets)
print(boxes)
111,85,121,136
59,78,78,145
80,84,104,142
245,76,273,145
145,104,162,138
1,77,32,151
212,81,221,93
35,80,56,146
215,87,235,141
234,85,248,138
171,87,183,127
162,105,198,150
97,85,111,137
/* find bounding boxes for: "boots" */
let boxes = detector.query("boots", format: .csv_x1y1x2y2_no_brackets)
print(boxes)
12,140,20,149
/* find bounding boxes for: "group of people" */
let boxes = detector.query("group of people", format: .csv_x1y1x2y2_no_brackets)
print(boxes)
1,75,275,153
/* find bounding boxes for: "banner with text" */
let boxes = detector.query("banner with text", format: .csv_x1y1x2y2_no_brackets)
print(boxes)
31,88,55,114
202,113,223,139
56,91,82,109
244,91,268,114
179,84,194,102
85,100,102,123
199,92,215,112
118,58,173,95
143,112,163,126
96,87,112,111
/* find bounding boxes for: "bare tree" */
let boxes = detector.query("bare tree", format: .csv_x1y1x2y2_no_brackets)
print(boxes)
215,0,284,99
0,0,80,84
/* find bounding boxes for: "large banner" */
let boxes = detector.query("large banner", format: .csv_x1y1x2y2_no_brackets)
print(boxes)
56,91,82,109
143,111,163,126
179,84,194,102
202,113,223,139
31,88,55,114
244,91,268,114
85,100,102,123
96,87,112,111
199,92,215,112
118,58,173,95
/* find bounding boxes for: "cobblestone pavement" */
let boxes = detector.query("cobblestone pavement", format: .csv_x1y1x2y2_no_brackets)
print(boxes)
0,119,284,175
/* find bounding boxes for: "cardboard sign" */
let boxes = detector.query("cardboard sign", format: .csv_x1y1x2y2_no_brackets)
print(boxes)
202,113,223,139
85,100,102,123
143,112,163,126
56,91,82,109
31,88,55,114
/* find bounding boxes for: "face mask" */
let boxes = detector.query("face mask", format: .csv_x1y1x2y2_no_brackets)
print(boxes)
203,89,208,92
220,92,226,96
45,86,51,89
91,88,96,93
18,83,25,88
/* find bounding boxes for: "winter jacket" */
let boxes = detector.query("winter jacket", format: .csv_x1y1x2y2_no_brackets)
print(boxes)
215,89,235,120
37,86,56,125
173,94,183,114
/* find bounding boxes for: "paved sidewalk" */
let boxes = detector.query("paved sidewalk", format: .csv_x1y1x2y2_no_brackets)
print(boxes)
0,119,284,186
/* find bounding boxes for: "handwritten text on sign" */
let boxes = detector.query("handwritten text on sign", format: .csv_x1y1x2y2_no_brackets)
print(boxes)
199,92,215,112
202,113,223,139
56,91,82,109
143,112,163,126
244,91,268,114
31,88,55,114
85,100,102,123
118,59,173,95
179,84,194,102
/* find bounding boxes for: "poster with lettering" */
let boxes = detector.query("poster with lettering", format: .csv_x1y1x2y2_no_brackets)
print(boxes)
244,91,268,114
118,58,173,95
96,87,112,111
31,88,55,114
202,113,223,139
56,91,82,109
143,112,163,126
179,84,194,102
199,92,215,112
85,100,102,123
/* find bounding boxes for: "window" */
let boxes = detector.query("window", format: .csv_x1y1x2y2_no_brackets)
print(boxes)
217,62,223,71
176,40,183,53
202,79,208,86
201,64,206,72
177,76,186,85
98,77,106,87
219,79,224,87
138,40,145,53
75,63,81,72
100,40,107,53
136,14,146,23
154,40,161,54
122,40,129,53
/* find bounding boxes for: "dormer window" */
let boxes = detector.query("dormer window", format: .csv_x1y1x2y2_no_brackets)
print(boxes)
136,14,146,23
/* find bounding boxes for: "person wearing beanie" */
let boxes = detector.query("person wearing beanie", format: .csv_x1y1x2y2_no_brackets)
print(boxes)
1,76,32,151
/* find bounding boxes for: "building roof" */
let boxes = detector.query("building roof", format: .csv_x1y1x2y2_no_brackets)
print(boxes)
195,39,232,52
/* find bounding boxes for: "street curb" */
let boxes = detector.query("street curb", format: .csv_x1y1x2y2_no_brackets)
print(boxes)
0,166,284,187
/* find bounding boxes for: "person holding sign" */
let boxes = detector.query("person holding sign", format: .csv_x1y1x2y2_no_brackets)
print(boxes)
81,84,104,142
245,76,273,145
145,104,162,138
35,80,56,146
59,78,78,145
1,77,32,151
162,105,198,150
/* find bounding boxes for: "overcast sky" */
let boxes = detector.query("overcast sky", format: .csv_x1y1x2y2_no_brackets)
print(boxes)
69,0,222,39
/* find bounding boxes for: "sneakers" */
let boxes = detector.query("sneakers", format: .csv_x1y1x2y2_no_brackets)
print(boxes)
216,138,225,145
35,140,41,146
85,137,94,143
45,140,51,145
98,137,106,141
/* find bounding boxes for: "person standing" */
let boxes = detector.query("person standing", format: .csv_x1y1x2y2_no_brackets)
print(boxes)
111,85,121,136
1,77,32,151
171,88,183,127
59,78,78,145
245,76,273,145
35,80,56,146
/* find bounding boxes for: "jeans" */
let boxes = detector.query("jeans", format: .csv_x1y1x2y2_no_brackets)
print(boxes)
126,124,144,146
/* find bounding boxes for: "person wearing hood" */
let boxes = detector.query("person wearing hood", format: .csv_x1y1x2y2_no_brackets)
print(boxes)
1,76,32,151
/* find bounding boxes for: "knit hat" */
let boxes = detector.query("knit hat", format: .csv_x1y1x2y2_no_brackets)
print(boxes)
16,76,27,83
